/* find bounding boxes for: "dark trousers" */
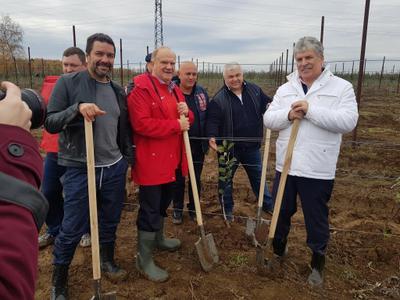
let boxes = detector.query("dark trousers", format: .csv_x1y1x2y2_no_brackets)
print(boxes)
272,171,334,255
41,152,66,237
172,144,204,214
137,182,174,232
53,158,128,265
218,146,273,211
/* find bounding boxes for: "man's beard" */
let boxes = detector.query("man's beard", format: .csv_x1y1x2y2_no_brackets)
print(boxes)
93,62,112,78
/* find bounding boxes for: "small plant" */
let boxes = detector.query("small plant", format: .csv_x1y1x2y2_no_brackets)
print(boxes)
217,140,237,223
229,253,249,268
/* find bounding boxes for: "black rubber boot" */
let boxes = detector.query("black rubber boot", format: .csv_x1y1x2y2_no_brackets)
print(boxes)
308,252,325,287
100,243,128,282
50,264,69,300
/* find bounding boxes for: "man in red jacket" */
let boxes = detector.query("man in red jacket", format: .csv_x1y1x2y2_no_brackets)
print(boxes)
0,81,48,300
127,46,193,282
38,47,89,249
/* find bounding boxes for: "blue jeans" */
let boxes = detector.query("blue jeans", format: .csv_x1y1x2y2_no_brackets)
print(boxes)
218,146,273,213
53,158,128,265
41,152,66,237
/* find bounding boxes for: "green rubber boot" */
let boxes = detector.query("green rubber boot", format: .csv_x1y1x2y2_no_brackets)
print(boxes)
155,218,181,251
136,230,169,282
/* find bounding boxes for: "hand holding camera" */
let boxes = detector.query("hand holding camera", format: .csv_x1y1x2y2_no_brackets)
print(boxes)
0,81,46,130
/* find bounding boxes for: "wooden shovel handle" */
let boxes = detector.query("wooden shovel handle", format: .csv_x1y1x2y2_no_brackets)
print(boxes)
84,120,101,281
268,119,300,239
257,128,272,210
181,115,204,226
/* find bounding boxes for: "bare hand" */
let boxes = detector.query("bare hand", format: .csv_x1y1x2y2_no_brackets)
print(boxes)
209,137,218,151
288,100,308,121
79,103,106,122
178,116,190,131
0,81,32,131
177,102,189,116
288,109,305,121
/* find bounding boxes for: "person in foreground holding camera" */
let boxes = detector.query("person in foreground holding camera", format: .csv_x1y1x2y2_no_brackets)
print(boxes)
0,81,48,300
264,36,358,287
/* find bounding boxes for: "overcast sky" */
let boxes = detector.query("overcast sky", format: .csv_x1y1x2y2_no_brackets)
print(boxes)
2,0,400,72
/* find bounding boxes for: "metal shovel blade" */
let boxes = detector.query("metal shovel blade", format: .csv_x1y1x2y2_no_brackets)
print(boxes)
90,292,117,300
90,280,117,300
245,218,256,238
246,218,270,247
195,233,219,272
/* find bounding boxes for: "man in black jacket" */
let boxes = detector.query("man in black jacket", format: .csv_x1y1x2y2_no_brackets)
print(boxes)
172,61,209,224
45,33,133,299
206,62,273,221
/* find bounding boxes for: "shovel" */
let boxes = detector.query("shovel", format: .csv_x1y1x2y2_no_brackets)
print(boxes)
181,115,219,272
256,119,300,275
245,128,272,245
84,120,117,300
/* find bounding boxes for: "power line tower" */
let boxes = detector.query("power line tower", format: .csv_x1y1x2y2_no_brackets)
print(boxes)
154,0,164,49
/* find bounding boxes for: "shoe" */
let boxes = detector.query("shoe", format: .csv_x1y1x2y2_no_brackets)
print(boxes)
100,243,128,282
155,218,181,251
307,252,325,287
172,210,183,225
79,233,91,248
136,230,169,282
50,264,69,300
39,233,56,249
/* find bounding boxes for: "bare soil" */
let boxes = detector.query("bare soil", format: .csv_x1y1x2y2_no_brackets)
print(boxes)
35,86,400,299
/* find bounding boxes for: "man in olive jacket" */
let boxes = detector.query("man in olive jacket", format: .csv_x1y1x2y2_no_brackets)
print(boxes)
45,33,133,299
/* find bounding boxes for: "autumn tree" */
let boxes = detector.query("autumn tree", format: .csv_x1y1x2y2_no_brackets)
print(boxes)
0,15,24,79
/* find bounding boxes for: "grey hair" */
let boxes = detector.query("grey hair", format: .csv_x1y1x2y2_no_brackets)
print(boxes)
223,62,242,77
294,36,324,58
151,46,175,62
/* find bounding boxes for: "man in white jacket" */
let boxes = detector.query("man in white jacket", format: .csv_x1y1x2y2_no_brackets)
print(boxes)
264,36,358,287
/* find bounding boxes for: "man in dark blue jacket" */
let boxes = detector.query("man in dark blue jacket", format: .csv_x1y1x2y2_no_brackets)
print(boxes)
172,61,209,224
45,33,133,299
206,62,273,222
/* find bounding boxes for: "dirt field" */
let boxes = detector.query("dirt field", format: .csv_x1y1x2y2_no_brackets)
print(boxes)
35,85,400,299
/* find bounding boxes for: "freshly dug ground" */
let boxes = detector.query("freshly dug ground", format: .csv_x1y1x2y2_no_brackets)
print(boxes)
35,85,400,299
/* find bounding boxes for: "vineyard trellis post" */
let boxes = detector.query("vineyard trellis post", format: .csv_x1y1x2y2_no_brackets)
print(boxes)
28,46,32,88
119,38,123,86
320,16,325,45
353,0,371,144
379,56,385,89
72,25,76,47
285,48,288,79
291,42,295,73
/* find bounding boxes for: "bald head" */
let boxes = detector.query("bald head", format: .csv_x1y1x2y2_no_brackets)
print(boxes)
178,61,198,94
152,47,176,83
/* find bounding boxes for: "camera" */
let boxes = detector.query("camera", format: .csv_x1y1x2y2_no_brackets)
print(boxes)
0,88,46,129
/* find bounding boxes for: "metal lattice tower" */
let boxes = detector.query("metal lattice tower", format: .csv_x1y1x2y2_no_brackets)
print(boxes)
154,0,164,49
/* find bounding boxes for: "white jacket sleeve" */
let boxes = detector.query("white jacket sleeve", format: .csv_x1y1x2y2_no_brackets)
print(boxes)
305,83,359,134
263,88,292,131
